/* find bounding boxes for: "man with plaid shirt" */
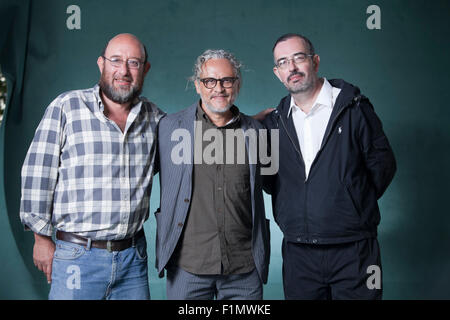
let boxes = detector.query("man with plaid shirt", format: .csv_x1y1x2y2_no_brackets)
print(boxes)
19,33,165,299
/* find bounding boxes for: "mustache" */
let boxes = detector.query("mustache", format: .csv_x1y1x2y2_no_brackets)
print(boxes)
288,71,305,82
114,77,132,82
211,94,229,98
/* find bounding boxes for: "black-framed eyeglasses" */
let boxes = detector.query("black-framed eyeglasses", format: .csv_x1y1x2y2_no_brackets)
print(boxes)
275,52,314,69
102,56,143,69
199,77,239,89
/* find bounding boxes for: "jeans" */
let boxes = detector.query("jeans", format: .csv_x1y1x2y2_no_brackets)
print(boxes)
48,235,150,300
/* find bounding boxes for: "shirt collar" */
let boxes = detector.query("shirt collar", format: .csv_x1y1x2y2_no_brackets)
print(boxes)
288,78,334,117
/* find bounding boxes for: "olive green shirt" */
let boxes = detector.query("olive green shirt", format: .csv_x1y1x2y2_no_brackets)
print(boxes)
172,102,255,275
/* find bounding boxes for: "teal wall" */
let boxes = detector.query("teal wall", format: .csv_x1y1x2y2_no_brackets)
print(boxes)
1,0,449,299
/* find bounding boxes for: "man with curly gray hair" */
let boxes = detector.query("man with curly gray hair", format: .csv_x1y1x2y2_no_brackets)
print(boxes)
190,49,242,90
155,49,271,300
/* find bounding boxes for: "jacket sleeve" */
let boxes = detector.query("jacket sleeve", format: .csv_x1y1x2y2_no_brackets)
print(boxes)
358,97,396,199
153,119,163,176
260,111,278,195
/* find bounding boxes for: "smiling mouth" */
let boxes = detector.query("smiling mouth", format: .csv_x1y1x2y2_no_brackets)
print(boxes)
212,95,228,99
115,78,132,86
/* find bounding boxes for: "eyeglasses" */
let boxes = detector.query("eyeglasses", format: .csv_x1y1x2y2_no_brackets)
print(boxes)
275,53,314,69
199,77,239,89
102,56,143,69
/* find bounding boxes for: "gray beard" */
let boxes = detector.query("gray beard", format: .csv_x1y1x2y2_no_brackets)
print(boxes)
286,71,315,95
99,79,141,104
203,101,233,114
288,80,314,95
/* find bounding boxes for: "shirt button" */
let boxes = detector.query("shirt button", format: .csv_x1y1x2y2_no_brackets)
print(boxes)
184,198,189,203
177,223,183,228
312,239,318,244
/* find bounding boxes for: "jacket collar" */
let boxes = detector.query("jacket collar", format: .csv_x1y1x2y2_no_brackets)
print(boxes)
277,79,361,118
287,78,336,117
274,79,363,160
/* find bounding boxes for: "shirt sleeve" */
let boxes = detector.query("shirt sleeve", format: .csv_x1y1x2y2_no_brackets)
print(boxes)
19,96,66,236
151,103,166,176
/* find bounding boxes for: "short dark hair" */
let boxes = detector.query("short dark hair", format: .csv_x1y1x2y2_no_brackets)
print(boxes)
272,33,315,56
101,42,148,64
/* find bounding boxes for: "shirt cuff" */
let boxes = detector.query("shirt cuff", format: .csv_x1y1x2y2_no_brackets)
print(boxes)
21,214,54,236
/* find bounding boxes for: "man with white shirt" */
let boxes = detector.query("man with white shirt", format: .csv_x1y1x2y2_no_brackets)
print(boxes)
262,33,396,299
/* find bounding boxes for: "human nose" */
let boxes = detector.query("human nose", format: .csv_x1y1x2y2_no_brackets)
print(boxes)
287,58,298,71
213,80,225,92
116,61,130,75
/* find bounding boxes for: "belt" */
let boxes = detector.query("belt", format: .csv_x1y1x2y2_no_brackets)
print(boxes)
56,229,145,252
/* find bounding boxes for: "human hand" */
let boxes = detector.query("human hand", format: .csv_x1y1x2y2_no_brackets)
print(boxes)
252,108,275,122
33,233,55,284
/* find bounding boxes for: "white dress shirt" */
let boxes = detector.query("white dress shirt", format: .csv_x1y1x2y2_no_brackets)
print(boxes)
288,78,341,179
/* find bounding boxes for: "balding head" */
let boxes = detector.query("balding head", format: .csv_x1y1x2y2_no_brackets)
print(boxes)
101,33,148,64
97,33,150,105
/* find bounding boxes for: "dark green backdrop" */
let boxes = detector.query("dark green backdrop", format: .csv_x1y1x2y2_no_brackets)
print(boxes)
1,0,449,299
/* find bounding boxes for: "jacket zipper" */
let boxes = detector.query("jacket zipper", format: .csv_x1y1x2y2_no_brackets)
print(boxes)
274,95,359,242
275,110,309,238
274,110,304,170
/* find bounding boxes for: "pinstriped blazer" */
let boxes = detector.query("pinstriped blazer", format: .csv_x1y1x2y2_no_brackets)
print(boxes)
155,102,270,284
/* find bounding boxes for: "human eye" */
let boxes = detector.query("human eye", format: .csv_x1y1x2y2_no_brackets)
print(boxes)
202,78,217,88
127,59,140,69
294,53,307,63
221,77,235,86
109,57,123,66
277,59,288,68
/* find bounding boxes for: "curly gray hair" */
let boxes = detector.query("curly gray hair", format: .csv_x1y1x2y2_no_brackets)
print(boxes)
190,49,242,88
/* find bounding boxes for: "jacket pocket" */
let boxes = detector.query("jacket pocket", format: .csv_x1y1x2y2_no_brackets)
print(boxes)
344,183,362,218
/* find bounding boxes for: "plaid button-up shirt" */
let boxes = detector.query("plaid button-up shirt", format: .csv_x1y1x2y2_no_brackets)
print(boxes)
20,85,165,240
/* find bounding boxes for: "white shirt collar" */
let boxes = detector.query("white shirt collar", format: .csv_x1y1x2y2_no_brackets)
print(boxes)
288,78,335,117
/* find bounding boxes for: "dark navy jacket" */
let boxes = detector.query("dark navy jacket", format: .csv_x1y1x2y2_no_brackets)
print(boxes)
263,79,396,244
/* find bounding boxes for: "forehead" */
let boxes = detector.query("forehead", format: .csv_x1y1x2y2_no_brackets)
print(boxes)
273,37,308,60
200,58,235,77
105,37,144,59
